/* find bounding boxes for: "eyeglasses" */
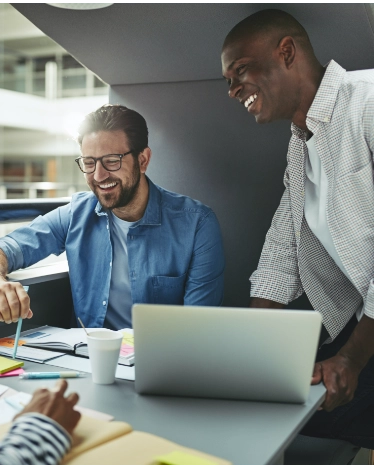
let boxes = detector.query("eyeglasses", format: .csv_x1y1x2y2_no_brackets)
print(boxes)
75,151,133,174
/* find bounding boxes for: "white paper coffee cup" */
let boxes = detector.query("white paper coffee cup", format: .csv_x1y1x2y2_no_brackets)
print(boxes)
86,329,123,384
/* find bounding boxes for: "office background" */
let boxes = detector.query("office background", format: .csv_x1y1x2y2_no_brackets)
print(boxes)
4,3,374,310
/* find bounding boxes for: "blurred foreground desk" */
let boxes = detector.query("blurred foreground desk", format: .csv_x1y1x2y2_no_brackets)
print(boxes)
0,361,325,465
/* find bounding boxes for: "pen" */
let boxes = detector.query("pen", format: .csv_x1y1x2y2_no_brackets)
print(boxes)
12,286,29,360
19,371,86,379
12,318,23,360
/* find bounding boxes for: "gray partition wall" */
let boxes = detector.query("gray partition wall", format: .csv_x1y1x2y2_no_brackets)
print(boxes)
110,82,290,307
12,3,374,308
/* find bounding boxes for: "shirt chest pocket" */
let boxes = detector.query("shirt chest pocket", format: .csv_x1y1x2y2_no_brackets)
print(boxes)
152,273,187,305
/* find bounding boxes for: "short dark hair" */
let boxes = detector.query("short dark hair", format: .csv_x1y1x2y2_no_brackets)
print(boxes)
224,9,313,57
77,104,149,156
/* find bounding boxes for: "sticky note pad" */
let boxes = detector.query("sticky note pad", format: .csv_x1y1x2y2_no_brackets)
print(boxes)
0,356,24,374
156,451,218,465
0,368,25,378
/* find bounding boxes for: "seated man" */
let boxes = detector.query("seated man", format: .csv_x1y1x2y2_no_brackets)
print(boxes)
0,380,80,465
0,104,224,328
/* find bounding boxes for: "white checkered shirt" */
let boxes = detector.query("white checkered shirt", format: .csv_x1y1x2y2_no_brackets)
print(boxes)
250,60,374,340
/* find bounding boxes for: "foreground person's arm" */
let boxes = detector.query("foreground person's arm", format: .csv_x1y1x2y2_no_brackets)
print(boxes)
0,380,81,465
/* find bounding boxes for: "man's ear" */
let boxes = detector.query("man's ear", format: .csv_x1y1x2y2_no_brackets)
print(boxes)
138,147,152,173
278,36,296,69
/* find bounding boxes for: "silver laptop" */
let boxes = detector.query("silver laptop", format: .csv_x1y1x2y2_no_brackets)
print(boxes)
133,304,322,403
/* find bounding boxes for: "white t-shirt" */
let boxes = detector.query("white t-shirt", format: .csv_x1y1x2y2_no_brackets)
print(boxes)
104,213,136,329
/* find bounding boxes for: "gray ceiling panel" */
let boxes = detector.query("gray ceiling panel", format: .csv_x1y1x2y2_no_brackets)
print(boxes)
12,3,374,85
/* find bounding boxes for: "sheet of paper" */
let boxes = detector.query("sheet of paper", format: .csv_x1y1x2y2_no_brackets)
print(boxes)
4,325,64,341
0,346,65,363
0,392,32,425
156,451,218,465
0,384,9,396
27,328,88,348
44,355,135,381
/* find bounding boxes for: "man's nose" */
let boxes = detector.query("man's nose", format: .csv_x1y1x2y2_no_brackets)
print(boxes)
228,80,242,99
93,160,109,182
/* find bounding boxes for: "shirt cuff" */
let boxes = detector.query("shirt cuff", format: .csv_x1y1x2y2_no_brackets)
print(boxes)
363,279,374,319
250,269,304,305
0,237,24,273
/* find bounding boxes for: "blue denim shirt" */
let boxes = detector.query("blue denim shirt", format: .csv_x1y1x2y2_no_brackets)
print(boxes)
0,178,225,327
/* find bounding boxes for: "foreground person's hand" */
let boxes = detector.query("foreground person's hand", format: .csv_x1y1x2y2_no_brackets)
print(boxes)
14,379,81,435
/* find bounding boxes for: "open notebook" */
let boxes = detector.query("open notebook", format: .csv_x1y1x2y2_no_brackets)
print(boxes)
8,326,134,366
0,415,231,465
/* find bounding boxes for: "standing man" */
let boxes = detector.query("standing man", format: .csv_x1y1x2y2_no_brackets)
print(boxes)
0,104,224,328
221,9,374,448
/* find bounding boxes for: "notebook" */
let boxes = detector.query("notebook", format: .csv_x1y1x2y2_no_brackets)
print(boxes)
0,415,231,465
133,304,322,403
21,327,134,366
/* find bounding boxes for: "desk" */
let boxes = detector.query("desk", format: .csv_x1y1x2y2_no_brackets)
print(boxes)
0,360,325,465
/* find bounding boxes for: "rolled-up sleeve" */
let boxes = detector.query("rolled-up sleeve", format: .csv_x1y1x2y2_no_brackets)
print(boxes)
0,203,71,273
250,168,303,304
0,237,24,272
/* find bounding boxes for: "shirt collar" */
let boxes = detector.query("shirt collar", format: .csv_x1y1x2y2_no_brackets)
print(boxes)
94,175,161,225
307,60,346,124
291,60,346,138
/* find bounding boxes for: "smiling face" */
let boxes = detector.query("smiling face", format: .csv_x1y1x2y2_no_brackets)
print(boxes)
221,34,299,124
82,130,141,210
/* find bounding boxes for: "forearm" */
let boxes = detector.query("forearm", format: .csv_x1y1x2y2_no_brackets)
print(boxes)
250,297,285,309
0,413,71,465
338,314,374,371
0,250,8,281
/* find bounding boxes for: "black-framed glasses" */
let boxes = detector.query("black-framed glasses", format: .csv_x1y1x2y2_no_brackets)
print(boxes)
75,151,133,174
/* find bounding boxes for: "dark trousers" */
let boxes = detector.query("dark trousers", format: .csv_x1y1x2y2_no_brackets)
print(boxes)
300,315,374,449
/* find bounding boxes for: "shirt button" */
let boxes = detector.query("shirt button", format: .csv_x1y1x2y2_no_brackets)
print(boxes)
109,262,112,267
103,301,106,306
323,117,329,122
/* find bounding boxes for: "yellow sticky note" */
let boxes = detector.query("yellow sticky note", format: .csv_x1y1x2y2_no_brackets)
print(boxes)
156,451,218,465
0,356,24,374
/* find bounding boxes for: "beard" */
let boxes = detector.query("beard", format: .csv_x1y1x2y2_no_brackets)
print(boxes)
90,158,141,210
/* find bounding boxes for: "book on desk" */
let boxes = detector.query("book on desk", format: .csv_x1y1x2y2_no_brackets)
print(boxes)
0,401,230,465
0,326,135,366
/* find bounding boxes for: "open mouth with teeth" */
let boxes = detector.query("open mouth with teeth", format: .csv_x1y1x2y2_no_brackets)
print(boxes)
98,181,118,191
244,92,258,110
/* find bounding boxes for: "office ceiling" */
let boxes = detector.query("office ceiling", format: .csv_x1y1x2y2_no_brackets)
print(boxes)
12,3,374,86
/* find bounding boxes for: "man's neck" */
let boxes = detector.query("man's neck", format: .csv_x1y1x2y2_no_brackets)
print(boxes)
292,62,326,131
112,176,149,222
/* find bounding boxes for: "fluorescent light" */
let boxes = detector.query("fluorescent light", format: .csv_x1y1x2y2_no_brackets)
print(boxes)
46,4,113,10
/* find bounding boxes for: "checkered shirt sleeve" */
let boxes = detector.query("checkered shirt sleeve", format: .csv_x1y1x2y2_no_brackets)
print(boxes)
250,166,304,304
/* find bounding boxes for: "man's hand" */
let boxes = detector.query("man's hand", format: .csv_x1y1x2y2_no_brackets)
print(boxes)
311,354,361,411
14,380,81,435
0,278,32,323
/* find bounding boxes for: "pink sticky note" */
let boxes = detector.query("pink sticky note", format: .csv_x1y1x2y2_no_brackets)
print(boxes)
0,368,25,377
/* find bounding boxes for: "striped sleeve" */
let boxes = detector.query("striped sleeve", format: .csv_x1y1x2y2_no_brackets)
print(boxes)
0,413,71,465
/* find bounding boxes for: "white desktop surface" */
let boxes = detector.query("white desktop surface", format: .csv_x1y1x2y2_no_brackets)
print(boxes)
0,360,326,465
